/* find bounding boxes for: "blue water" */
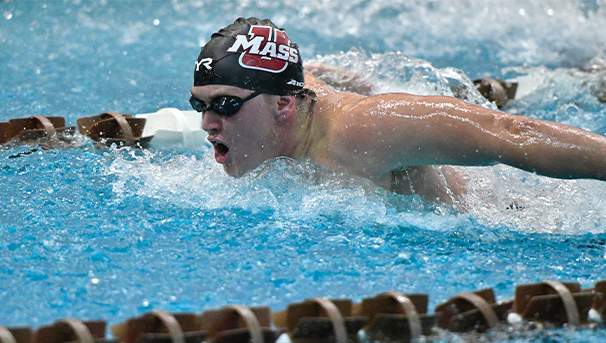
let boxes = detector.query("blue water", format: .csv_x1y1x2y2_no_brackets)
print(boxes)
1,1,606,342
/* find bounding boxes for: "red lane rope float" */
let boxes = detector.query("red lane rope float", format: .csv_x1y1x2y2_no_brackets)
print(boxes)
98,112,135,145
58,319,95,343
146,310,185,343
453,292,500,328
380,291,422,338
274,297,349,343
0,326,17,343
2,280,605,343
307,298,348,343
514,280,593,325
542,281,581,326
434,288,506,333
31,116,57,139
222,305,264,343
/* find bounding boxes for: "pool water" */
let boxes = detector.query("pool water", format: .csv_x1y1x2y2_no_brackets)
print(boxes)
1,1,606,342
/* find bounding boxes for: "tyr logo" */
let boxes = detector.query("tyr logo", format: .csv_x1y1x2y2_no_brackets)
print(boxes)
227,25,299,73
195,57,213,71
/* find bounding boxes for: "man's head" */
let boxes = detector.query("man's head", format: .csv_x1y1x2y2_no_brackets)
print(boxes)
191,18,308,176
193,17,304,95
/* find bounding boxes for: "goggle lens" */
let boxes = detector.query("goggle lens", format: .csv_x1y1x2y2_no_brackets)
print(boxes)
189,91,262,117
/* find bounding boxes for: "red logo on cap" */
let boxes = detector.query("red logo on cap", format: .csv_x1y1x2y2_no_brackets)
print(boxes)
227,25,299,73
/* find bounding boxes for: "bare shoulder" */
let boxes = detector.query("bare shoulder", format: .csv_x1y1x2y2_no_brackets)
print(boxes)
305,71,371,123
304,72,337,95
307,91,487,179
304,63,374,95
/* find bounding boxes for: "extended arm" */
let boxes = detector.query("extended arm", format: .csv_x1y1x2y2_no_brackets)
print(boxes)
327,92,606,181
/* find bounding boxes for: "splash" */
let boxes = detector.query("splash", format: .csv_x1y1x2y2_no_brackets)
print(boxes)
104,148,468,231
503,65,606,134
309,49,493,107
462,164,606,234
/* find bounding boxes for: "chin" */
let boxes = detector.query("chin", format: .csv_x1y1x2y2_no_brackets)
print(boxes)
222,164,249,178
222,166,239,177
223,159,266,177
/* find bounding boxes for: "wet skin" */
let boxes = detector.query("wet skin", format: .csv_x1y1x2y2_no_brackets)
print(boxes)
192,73,606,204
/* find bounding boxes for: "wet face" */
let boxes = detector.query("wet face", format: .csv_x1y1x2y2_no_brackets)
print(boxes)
190,84,281,176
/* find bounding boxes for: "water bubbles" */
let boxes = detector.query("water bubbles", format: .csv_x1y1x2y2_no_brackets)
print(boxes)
309,49,490,107
3,12,13,20
153,18,160,26
462,164,606,234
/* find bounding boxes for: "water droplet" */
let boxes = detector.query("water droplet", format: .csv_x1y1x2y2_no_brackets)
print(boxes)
4,12,13,20
153,19,160,26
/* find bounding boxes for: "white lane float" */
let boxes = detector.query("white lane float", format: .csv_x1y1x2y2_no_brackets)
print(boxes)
135,108,209,150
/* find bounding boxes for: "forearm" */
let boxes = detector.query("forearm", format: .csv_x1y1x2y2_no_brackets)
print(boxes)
328,92,606,182
496,118,606,180
417,97,606,180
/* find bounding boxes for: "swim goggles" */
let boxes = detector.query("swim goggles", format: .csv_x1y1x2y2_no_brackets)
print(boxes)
189,91,262,117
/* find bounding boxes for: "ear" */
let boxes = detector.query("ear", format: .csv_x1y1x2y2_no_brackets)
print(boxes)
275,95,297,123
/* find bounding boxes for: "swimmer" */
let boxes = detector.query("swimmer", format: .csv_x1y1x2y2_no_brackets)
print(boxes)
190,17,606,204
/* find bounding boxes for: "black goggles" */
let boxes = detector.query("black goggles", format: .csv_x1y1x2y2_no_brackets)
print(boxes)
189,91,262,117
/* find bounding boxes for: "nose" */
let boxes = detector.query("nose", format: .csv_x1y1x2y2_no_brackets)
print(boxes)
201,111,222,133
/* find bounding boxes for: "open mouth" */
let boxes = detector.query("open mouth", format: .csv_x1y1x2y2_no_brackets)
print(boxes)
212,141,230,163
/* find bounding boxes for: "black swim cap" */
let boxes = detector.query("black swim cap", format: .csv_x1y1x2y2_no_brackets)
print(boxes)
193,17,304,95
